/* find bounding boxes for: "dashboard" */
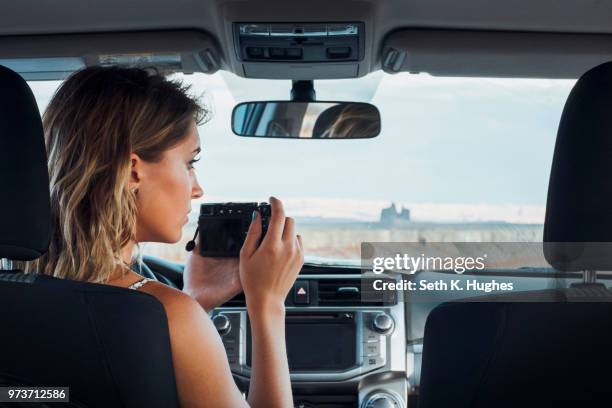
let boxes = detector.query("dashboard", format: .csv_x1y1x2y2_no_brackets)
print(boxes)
143,256,586,408
211,264,409,408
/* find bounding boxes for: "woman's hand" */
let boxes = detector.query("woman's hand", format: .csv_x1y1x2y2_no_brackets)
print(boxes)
239,197,304,313
183,245,243,312
239,197,303,408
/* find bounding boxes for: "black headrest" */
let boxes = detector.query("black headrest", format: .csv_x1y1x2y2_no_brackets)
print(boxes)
544,61,612,271
0,65,50,261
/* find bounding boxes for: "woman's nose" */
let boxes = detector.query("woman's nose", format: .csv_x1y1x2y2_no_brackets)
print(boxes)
192,175,204,199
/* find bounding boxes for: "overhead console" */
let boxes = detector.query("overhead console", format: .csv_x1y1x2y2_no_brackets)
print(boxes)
233,22,366,79
235,23,362,62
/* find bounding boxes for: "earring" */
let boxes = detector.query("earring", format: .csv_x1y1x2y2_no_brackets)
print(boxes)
131,187,138,194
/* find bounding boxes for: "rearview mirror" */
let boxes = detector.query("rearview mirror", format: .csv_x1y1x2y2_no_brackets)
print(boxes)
232,101,381,139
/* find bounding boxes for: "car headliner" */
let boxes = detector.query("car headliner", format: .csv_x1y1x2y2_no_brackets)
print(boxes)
0,0,611,79
2,0,610,37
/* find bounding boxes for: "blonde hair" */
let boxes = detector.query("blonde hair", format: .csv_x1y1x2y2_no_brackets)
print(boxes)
320,104,380,138
25,66,206,283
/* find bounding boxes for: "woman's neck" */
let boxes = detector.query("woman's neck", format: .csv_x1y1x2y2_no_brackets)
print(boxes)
106,241,138,285
121,241,135,266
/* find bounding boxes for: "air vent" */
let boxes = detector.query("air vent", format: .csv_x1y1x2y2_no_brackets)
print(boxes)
317,278,397,306
220,277,398,307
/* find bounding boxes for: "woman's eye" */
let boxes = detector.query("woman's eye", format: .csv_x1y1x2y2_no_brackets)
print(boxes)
187,157,200,169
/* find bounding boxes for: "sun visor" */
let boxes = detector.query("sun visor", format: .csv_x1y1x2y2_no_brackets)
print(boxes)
382,29,612,79
0,30,221,80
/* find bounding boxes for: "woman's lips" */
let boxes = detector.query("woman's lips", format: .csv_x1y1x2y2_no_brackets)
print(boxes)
183,208,192,224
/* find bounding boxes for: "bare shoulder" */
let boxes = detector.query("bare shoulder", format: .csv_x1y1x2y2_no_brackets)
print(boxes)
137,281,246,407
137,281,222,359
139,281,208,324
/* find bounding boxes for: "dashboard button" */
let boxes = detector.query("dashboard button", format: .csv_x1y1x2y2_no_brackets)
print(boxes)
364,356,384,368
293,281,310,305
326,46,351,59
247,47,264,58
372,313,394,335
365,342,379,356
269,47,286,58
213,314,232,336
363,393,401,408
286,48,303,58
223,336,237,344
364,330,380,342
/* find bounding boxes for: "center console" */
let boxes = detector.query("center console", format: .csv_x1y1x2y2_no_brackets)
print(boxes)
211,268,408,408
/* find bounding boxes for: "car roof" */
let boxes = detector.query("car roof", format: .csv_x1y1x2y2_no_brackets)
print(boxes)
1,0,611,80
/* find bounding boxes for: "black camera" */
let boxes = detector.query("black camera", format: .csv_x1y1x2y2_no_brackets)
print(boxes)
195,202,271,257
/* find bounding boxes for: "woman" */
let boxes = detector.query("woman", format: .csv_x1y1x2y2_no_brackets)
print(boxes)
28,66,303,407
316,103,381,138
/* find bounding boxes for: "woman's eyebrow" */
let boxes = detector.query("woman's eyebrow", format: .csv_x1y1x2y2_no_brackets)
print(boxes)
192,147,201,154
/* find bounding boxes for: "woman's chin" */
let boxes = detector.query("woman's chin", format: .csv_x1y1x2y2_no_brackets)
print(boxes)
168,231,183,244
147,231,182,244
137,223,184,244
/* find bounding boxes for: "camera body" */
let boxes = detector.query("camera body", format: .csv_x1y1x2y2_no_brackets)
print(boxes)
198,202,271,257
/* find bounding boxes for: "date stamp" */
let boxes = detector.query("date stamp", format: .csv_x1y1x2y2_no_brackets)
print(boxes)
0,387,69,402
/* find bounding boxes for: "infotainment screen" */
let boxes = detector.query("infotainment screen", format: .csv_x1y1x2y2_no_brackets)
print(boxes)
246,312,357,371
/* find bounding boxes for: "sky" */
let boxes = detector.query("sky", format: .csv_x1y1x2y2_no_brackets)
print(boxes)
28,71,576,224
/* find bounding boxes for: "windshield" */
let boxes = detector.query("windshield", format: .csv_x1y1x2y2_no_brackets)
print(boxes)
28,72,575,266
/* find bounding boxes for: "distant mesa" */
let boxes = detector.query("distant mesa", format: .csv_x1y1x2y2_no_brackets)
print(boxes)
379,203,411,226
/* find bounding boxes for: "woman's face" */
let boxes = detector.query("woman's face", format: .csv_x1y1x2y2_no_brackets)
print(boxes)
132,120,204,243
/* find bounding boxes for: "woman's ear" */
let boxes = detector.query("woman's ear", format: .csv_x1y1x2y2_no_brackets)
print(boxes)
128,153,142,193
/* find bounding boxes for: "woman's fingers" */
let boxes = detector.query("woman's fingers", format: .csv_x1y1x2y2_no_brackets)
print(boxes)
282,217,295,242
296,234,304,264
241,210,262,259
263,196,286,245
296,234,303,252
242,198,294,259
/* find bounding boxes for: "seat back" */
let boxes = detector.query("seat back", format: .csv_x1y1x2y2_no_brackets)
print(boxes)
418,61,612,408
0,65,179,407
0,273,179,407
418,300,612,408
